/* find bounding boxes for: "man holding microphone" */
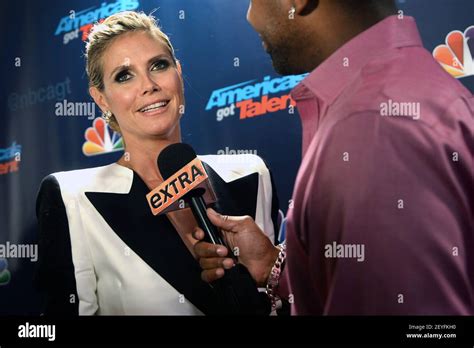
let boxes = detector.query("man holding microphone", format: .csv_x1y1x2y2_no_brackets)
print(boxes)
194,0,474,315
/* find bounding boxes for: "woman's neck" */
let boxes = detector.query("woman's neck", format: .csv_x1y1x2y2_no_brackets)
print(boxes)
117,133,181,189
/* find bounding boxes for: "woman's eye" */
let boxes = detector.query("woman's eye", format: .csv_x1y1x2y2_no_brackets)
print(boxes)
151,59,170,71
113,60,170,83
115,71,132,83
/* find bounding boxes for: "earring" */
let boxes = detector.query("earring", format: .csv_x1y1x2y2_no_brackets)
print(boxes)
102,110,112,123
289,6,296,18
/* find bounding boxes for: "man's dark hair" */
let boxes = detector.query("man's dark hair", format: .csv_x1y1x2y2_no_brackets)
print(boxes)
336,0,398,15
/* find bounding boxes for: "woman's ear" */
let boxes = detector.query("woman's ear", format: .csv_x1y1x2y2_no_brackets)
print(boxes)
176,60,185,95
89,86,110,113
176,60,182,75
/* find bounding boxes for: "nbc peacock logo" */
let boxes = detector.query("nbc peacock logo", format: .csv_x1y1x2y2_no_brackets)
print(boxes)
82,118,124,156
433,26,474,79
0,258,11,286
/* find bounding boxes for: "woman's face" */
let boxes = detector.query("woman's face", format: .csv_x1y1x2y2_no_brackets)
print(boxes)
91,31,184,144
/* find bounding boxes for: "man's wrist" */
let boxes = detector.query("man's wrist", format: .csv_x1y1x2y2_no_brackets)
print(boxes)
255,246,280,287
265,243,287,310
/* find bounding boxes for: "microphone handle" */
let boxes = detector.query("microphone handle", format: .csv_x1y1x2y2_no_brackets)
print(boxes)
188,195,225,245
187,193,270,315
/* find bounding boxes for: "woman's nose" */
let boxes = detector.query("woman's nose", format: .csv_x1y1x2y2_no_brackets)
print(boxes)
141,73,161,95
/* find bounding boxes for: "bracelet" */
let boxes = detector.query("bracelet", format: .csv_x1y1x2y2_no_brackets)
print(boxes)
265,242,287,311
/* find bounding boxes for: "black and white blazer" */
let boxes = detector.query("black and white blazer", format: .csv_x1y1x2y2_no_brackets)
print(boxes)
35,154,279,315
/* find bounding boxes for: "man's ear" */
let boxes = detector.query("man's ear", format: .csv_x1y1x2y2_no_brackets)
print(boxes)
89,86,109,113
293,0,319,16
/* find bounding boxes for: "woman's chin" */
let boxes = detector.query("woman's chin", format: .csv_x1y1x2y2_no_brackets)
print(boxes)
140,123,180,140
121,112,181,142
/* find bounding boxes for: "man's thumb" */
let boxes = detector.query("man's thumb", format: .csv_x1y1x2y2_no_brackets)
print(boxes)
206,208,238,232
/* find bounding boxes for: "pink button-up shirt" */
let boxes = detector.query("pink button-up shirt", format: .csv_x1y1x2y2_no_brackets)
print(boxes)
282,15,474,315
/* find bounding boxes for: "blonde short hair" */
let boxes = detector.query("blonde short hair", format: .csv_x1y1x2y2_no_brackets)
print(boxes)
85,11,177,132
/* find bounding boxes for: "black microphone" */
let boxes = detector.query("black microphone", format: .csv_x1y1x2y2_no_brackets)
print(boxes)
157,143,271,315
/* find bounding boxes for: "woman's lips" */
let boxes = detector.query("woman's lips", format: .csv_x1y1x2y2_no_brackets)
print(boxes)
138,100,170,116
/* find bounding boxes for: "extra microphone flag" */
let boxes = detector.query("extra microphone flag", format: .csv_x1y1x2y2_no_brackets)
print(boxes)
146,154,217,216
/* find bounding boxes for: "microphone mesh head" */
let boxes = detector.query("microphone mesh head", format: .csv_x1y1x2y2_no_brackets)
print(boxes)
157,143,197,179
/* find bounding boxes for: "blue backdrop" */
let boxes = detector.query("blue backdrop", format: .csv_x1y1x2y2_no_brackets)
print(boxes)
1,0,473,314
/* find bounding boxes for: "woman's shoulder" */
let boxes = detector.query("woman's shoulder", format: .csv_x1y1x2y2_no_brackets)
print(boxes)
39,163,132,196
198,153,270,181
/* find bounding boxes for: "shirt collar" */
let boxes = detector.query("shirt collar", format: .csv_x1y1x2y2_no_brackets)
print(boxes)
291,15,423,104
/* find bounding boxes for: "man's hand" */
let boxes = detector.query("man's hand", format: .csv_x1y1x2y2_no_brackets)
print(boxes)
193,208,279,287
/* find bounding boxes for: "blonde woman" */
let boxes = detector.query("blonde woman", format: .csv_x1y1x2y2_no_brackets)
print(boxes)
35,11,279,315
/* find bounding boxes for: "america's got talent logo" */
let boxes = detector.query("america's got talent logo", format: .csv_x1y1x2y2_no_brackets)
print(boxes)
0,142,22,176
206,74,307,122
433,26,474,79
54,0,139,45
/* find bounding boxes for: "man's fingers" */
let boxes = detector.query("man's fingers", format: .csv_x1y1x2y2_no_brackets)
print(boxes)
206,208,249,233
193,227,230,251
194,240,228,258
201,268,225,283
199,257,234,270
192,227,205,241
